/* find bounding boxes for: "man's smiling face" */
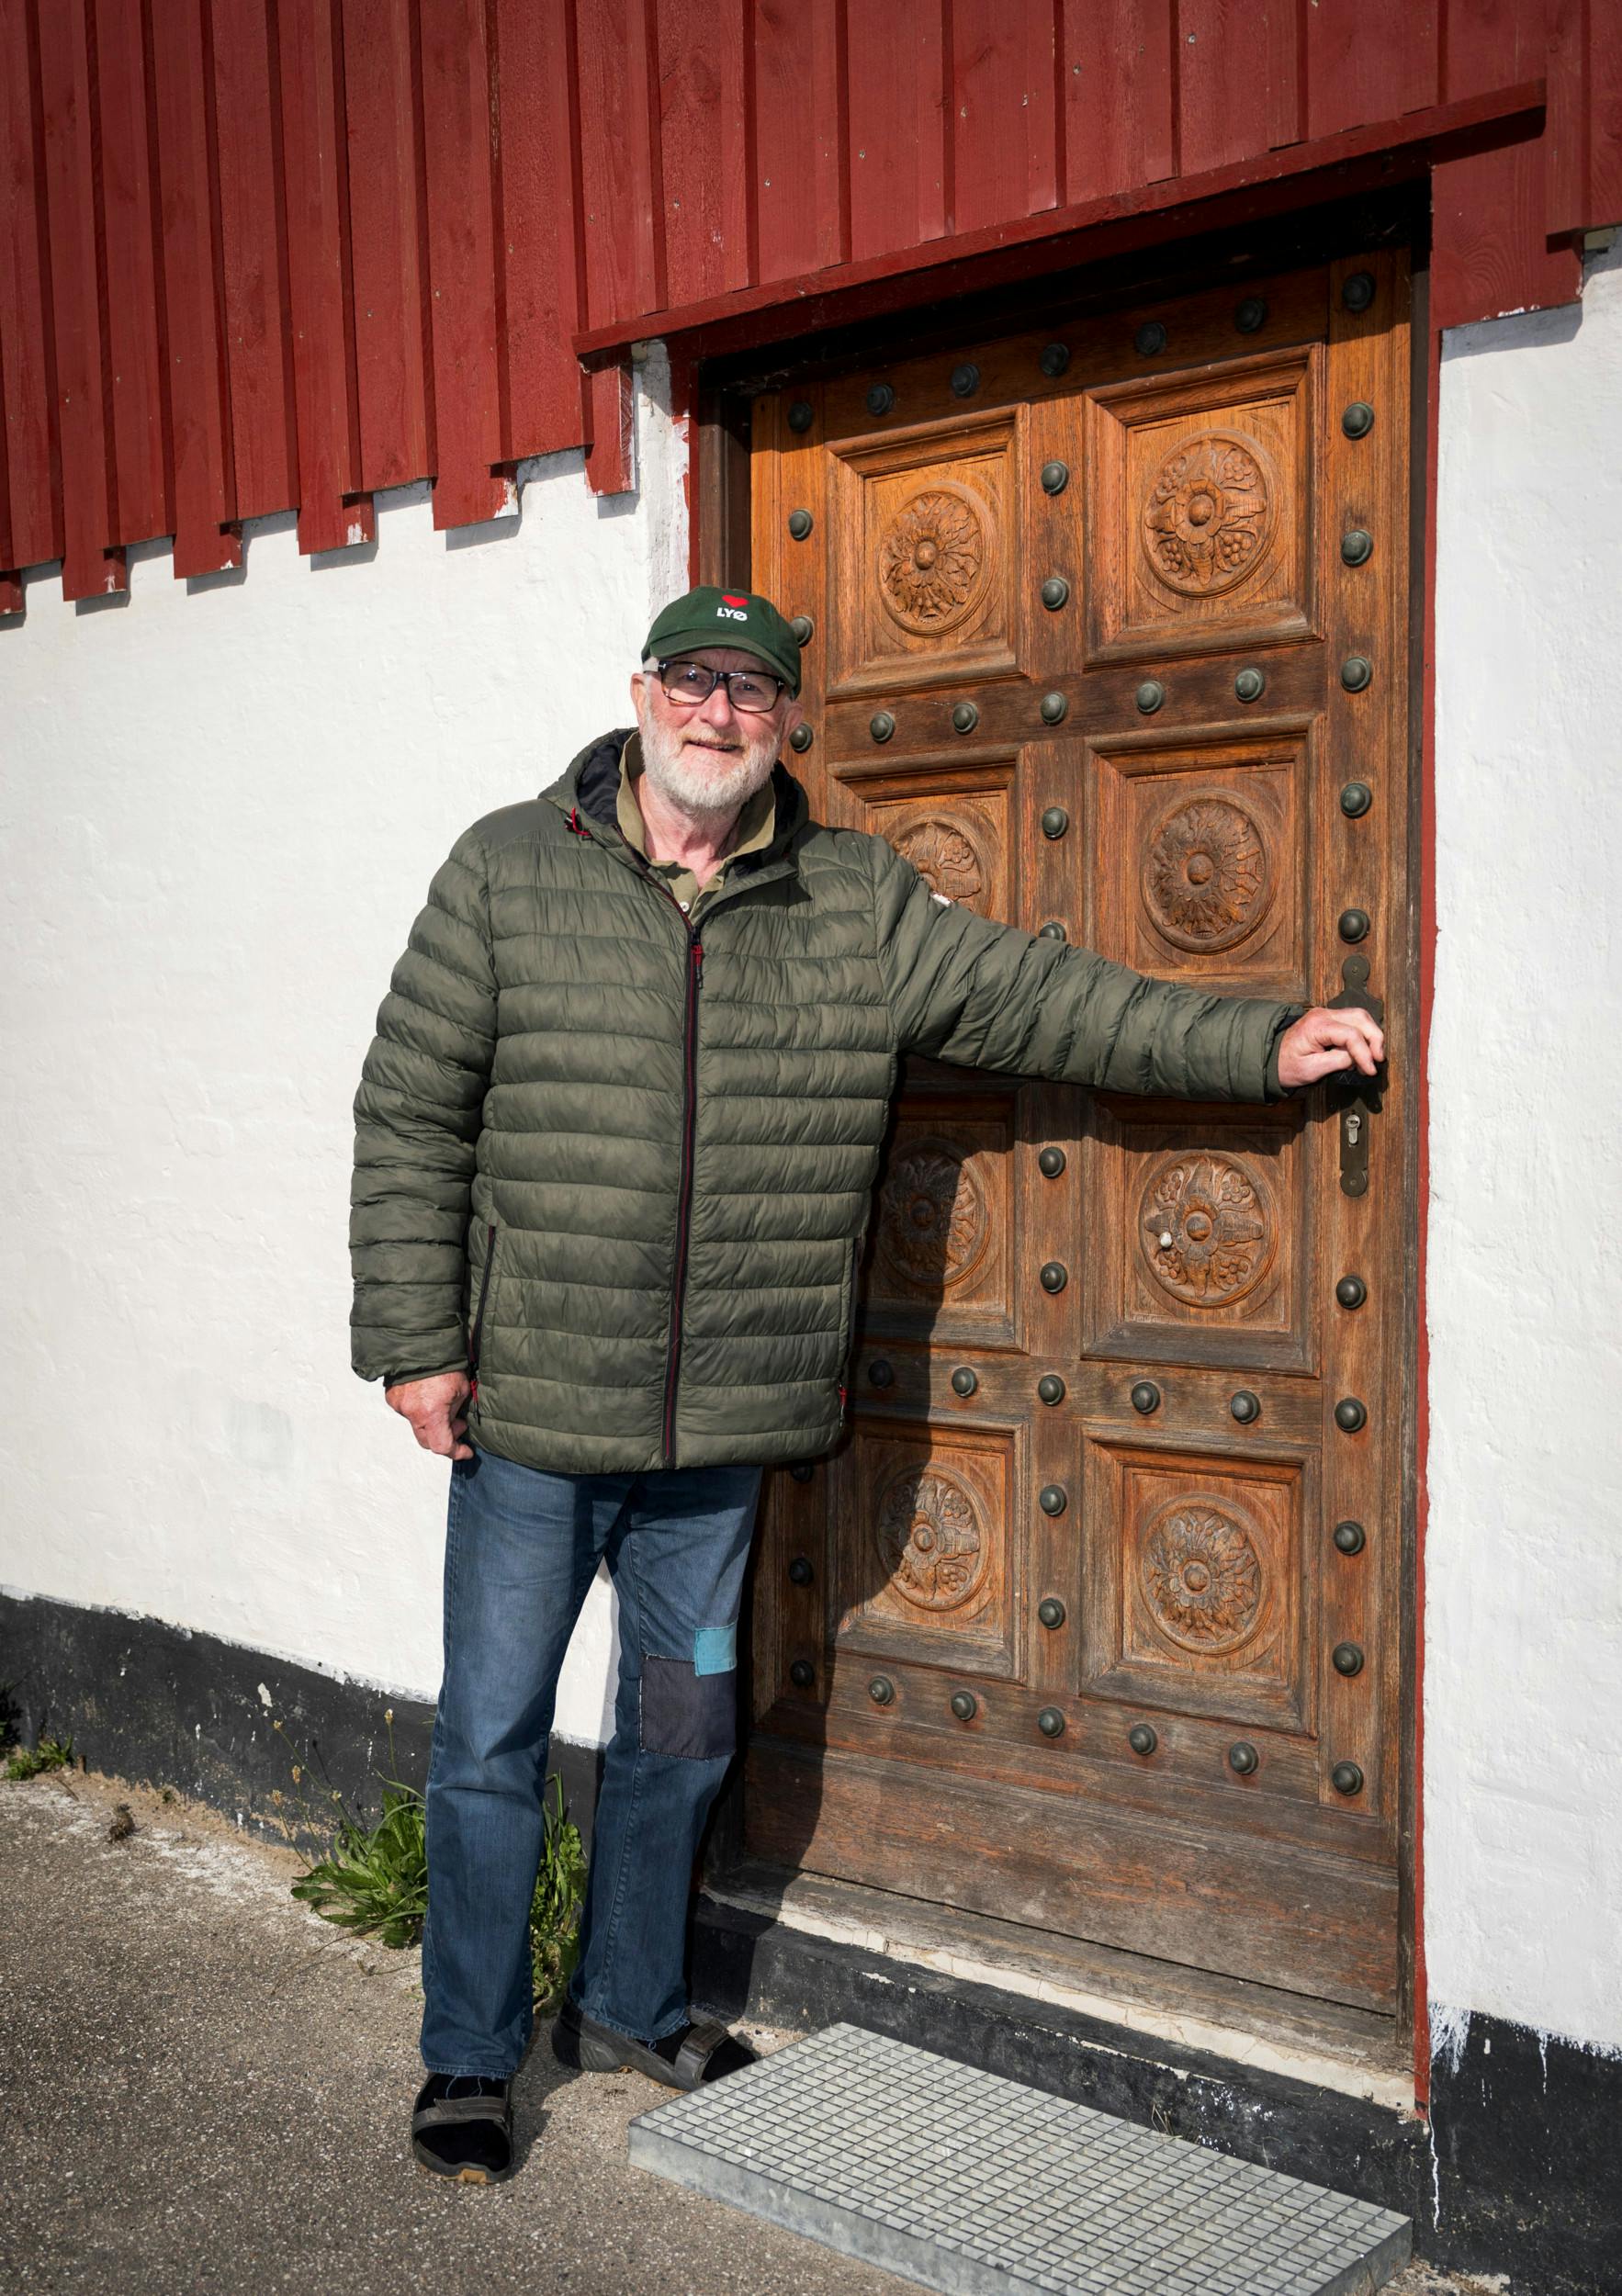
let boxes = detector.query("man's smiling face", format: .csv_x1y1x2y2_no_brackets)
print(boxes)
630,647,803,825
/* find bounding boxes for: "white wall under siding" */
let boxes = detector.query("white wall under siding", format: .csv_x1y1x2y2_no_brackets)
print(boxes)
0,346,687,1747
1426,241,1622,2057
3,259,1619,2067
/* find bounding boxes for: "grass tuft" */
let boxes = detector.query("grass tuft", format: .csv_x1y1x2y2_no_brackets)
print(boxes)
275,1708,585,2010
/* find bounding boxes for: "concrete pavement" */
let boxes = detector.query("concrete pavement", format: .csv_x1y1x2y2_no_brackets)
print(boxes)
0,1772,1492,2296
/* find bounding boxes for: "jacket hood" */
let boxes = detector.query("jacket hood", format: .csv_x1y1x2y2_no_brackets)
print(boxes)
542,728,811,874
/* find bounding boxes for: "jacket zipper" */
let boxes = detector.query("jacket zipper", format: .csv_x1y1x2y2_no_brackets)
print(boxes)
467,1222,497,1403
662,928,704,1465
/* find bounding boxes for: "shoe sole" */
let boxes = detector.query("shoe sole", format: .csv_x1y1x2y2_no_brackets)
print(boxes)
553,2016,686,2089
411,2137,519,2184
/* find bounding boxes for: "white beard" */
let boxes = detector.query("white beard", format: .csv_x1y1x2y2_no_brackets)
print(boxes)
634,697,781,826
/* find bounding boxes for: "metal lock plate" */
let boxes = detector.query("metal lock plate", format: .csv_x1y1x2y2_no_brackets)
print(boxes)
1330,955,1385,1198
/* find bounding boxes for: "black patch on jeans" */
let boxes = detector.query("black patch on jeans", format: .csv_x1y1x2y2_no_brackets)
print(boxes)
640,1655,736,1761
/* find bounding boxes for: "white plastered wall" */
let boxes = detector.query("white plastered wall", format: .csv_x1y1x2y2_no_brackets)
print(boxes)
1426,240,1622,2056
0,345,687,1745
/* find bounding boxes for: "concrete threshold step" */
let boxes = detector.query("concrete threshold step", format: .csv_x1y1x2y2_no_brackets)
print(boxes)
630,2023,1413,2296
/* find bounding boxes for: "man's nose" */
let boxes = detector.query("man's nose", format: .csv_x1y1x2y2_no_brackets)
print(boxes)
697,680,738,731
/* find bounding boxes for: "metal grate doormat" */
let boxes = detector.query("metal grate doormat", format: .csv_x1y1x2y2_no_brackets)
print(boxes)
628,2023,1412,2296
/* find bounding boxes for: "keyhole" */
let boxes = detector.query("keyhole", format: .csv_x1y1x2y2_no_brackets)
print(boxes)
1346,1113,1362,1145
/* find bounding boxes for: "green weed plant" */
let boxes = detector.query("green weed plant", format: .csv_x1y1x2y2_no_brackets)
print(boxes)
5,1734,74,1781
273,1709,585,2010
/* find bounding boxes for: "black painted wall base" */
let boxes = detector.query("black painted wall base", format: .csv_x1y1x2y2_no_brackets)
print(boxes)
0,1586,603,1855
4,1588,1616,2292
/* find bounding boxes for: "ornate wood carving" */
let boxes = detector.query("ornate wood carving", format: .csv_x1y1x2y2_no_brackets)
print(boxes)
1088,737,1305,996
891,814,987,905
1087,1442,1308,1731
1143,795,1272,953
1086,346,1318,666
1142,431,1273,597
824,409,1018,696
875,1136,991,1292
873,1464,989,1612
877,485,989,635
1140,1151,1277,1310
1140,1494,1265,1652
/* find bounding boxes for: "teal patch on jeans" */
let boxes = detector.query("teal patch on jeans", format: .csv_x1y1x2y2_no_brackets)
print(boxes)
693,1622,737,1676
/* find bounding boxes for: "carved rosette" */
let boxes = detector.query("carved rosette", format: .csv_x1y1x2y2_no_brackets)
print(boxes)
1141,1498,1264,1653
1140,1153,1274,1308
1143,796,1270,952
874,1466,989,1612
891,813,987,906
1142,432,1271,596
876,1137,990,1290
877,487,988,635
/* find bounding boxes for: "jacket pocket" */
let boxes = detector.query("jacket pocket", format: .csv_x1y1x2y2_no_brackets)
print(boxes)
836,1236,861,1415
467,1222,499,1385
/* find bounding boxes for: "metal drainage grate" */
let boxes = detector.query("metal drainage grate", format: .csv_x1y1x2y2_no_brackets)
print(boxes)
629,2023,1411,2296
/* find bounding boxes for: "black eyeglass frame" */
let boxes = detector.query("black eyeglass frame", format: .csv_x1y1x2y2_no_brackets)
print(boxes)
653,656,790,714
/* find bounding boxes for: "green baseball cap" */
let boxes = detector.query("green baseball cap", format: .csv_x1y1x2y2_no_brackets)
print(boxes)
642,584,802,698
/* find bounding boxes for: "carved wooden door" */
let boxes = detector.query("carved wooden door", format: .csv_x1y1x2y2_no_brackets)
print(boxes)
744,253,1411,2014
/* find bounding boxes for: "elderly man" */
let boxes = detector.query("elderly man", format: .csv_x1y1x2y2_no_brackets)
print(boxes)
350,585,1383,2182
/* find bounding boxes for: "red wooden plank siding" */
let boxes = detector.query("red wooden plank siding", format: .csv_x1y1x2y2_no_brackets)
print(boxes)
846,0,949,261
493,0,592,461
1304,0,1438,141
1061,0,1175,201
276,0,374,549
950,0,1061,236
211,0,298,522
656,0,753,309
0,0,62,583
419,0,509,527
343,0,432,490
1177,0,1303,175
750,0,848,283
37,0,124,598
577,0,664,324
585,355,635,494
96,0,169,546
1539,0,1621,237
1434,0,1579,327
149,0,240,577
3,0,1621,595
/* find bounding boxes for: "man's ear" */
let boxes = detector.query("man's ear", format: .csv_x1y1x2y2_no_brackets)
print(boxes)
629,669,647,715
779,695,805,749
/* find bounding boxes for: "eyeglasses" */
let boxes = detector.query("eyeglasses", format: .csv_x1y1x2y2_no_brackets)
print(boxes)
655,657,787,715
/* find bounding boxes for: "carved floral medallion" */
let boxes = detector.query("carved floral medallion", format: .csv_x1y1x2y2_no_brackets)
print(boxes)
876,1137,990,1290
1142,432,1271,596
874,1465,989,1612
1140,1153,1273,1308
878,486,988,635
1141,1498,1264,1652
891,813,987,906
1143,795,1270,952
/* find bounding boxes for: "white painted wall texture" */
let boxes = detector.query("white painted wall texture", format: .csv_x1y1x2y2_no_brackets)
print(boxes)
0,347,687,1746
4,262,1620,2065
1426,241,1622,2057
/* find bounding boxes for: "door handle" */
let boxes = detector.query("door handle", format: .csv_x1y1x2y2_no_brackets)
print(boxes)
1325,955,1385,1199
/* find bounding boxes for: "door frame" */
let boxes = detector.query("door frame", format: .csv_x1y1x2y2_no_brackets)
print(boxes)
683,185,1430,2071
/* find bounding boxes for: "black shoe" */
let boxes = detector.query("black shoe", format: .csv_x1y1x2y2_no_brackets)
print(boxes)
410,2073,515,2182
552,1998,759,2090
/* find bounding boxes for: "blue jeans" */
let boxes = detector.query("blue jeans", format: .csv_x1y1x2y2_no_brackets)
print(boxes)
419,1443,762,2077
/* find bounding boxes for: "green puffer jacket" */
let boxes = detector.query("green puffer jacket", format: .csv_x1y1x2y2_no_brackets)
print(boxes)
350,731,1301,1473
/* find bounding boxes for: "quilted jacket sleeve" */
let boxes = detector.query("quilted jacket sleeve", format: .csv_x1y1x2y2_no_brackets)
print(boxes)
349,828,499,1384
869,834,1301,1102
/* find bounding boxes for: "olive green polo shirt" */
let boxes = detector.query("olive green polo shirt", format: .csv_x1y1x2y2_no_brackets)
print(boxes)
616,734,776,920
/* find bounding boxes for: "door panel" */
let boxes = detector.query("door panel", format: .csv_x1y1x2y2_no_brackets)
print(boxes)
745,251,1410,2011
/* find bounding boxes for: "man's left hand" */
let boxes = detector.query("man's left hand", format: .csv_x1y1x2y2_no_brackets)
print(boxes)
1277,1005,1386,1090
